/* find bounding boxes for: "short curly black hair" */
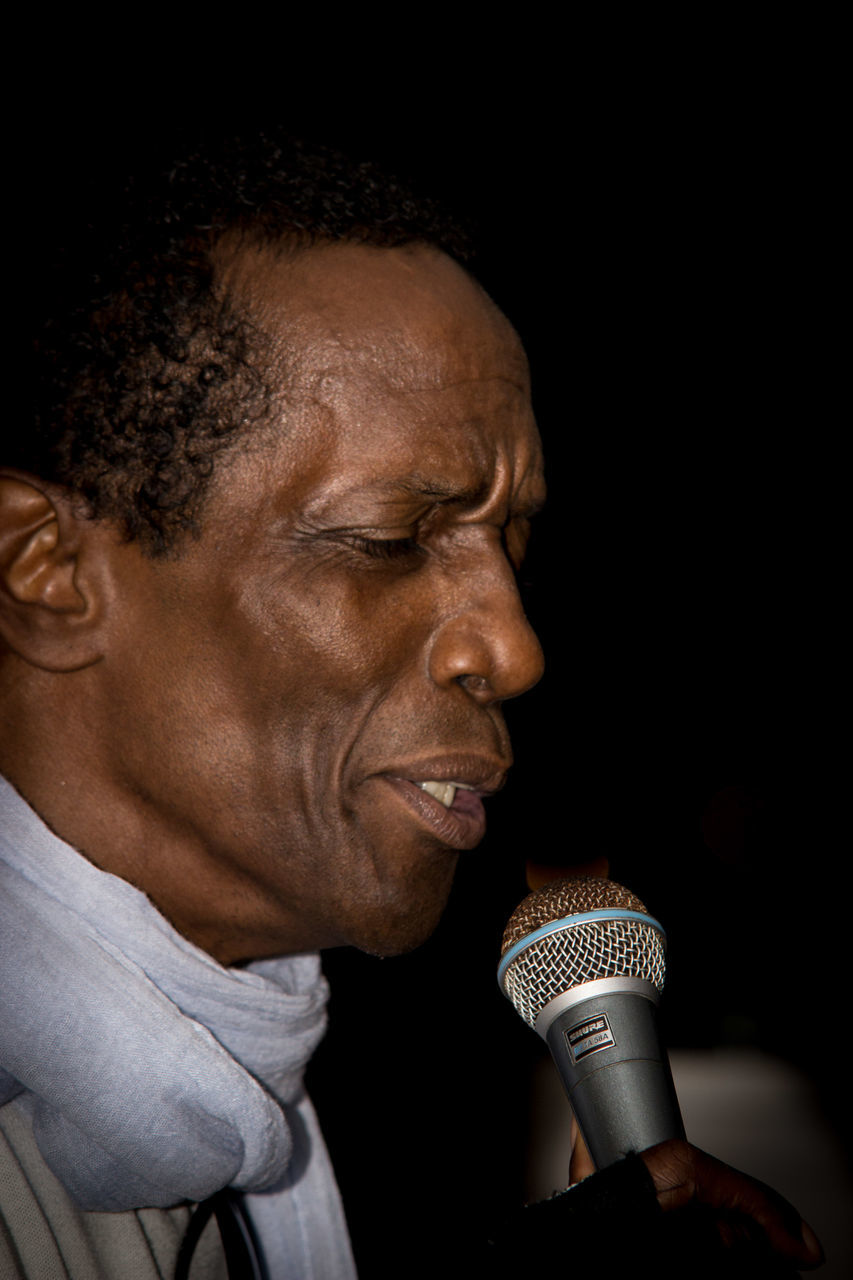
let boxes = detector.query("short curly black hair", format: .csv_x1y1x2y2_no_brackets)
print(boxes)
27,131,473,555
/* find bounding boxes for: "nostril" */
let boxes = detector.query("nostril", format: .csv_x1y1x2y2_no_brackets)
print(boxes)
455,673,492,698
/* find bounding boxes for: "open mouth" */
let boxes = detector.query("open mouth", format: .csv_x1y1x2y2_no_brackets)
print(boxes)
377,775,490,850
416,779,476,809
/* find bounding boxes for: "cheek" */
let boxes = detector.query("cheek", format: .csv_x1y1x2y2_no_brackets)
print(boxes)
241,569,434,695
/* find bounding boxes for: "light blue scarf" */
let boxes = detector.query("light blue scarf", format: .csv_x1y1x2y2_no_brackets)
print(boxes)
0,775,356,1277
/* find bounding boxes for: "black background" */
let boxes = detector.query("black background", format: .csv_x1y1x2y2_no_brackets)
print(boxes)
28,44,843,1274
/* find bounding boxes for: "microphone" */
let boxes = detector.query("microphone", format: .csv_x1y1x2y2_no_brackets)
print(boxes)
497,876,685,1171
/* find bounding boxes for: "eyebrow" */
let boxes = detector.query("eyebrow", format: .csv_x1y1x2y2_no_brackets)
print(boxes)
397,476,490,504
388,473,546,519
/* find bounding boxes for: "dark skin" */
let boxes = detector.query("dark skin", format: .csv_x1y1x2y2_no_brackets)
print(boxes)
2,244,545,963
1,241,823,1269
570,1125,823,1268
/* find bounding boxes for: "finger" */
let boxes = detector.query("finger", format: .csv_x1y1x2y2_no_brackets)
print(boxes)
568,1115,596,1184
641,1140,824,1269
694,1150,824,1269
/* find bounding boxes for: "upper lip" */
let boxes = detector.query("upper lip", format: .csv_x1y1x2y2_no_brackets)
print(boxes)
378,753,510,796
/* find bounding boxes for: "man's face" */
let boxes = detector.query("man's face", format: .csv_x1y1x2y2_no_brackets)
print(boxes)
98,243,545,962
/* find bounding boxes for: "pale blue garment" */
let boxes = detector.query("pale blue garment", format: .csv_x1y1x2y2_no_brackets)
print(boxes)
0,774,357,1279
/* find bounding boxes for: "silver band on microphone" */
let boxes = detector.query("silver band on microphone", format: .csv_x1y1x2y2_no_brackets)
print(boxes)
533,975,661,1038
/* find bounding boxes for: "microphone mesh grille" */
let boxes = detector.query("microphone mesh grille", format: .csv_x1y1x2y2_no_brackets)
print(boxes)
500,878,666,1029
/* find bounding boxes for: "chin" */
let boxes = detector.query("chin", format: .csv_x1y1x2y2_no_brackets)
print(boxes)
342,859,459,958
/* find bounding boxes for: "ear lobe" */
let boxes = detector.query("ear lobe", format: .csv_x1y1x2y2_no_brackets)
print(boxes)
0,473,105,671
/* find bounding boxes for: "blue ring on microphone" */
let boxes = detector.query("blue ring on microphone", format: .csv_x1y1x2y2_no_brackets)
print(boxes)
497,909,666,992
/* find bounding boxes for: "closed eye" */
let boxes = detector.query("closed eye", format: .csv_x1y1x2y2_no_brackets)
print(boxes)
348,536,425,563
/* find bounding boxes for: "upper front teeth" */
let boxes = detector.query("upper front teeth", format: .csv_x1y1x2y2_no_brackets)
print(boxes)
418,781,475,808
419,781,456,807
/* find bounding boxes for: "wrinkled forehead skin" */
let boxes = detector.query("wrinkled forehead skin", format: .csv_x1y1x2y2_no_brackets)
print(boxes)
220,236,531,385
214,239,542,506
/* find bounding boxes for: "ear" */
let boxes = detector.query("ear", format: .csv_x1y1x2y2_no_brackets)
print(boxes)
0,471,108,671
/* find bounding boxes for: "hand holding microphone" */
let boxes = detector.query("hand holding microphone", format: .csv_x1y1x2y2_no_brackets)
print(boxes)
497,876,824,1273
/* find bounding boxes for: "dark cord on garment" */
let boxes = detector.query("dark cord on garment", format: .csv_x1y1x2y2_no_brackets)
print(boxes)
175,1189,267,1280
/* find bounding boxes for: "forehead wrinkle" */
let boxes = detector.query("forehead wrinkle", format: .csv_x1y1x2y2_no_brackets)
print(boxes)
281,302,528,397
229,238,529,396
243,292,531,442
263,287,528,389
318,444,543,525
294,359,534,452
288,353,528,405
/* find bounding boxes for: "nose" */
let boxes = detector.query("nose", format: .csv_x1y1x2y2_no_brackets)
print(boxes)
428,544,545,705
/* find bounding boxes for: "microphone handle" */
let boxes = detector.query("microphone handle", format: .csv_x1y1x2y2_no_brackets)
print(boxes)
544,989,685,1170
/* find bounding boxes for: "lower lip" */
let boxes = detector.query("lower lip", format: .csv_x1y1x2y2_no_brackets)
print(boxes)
377,777,488,850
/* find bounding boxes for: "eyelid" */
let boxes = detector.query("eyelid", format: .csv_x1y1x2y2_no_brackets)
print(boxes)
347,535,424,562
